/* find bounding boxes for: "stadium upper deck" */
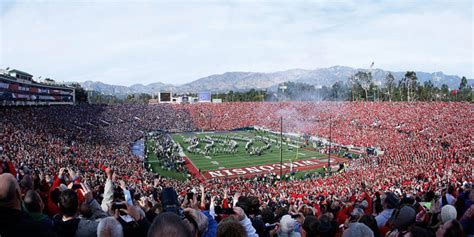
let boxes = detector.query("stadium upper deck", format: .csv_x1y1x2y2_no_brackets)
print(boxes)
0,69,75,106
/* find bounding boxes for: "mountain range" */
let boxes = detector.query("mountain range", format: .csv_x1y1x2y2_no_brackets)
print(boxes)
78,66,467,95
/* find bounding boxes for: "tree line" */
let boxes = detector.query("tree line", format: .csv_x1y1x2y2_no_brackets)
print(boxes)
346,71,471,102
73,71,472,104
271,72,471,102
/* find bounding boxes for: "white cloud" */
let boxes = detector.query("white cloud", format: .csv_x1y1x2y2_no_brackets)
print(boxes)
0,0,472,86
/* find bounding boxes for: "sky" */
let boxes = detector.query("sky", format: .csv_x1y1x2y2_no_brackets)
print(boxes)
0,0,472,86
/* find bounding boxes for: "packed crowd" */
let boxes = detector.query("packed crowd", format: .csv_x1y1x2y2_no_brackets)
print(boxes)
0,102,473,237
147,132,187,173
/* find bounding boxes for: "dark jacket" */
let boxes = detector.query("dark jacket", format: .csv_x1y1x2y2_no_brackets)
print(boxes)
53,199,107,237
0,207,55,237
53,215,81,237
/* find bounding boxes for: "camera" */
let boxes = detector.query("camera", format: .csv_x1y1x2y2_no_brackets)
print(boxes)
112,203,127,210
187,192,194,201
264,223,278,230
290,213,301,219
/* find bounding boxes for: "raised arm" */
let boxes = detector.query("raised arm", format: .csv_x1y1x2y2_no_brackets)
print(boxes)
101,168,115,212
81,181,107,219
200,185,206,210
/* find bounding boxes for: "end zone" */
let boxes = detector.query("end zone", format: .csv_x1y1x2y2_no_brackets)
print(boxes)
203,157,349,178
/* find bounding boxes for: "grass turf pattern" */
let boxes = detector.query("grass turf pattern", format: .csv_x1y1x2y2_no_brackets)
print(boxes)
171,131,325,172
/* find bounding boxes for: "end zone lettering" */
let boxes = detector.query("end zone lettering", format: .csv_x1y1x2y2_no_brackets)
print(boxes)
205,158,341,178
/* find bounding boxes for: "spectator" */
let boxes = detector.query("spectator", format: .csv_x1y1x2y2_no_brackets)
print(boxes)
441,205,457,224
279,215,301,237
439,186,456,209
406,226,434,237
343,222,374,237
300,215,320,237
97,217,124,237
23,190,54,231
375,192,399,228
358,215,379,237
386,205,416,236
436,220,465,237
0,173,54,237
53,183,107,237
147,212,192,237
459,205,474,236
233,206,259,237
183,208,209,237
216,219,247,237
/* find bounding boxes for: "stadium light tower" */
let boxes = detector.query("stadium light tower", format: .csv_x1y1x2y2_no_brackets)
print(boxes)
327,118,333,176
279,84,288,102
280,117,283,180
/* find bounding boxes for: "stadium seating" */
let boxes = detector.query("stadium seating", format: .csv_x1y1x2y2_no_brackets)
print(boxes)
0,102,472,237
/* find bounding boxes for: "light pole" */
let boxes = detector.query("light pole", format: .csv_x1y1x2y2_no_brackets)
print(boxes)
280,117,283,180
327,119,332,176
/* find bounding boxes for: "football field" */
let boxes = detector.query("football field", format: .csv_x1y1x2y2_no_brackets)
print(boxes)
171,130,326,172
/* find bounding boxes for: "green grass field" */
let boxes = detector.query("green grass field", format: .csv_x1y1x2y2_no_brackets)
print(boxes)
145,139,188,180
171,130,326,172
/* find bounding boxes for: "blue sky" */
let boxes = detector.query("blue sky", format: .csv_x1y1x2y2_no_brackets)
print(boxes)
0,0,472,86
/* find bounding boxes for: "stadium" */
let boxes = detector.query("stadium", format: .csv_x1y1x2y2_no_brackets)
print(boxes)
1,1,473,237
1,91,473,237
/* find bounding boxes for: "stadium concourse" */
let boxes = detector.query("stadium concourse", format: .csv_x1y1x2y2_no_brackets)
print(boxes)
0,102,473,237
